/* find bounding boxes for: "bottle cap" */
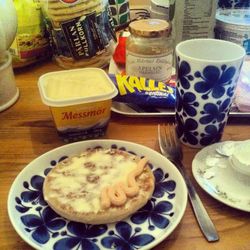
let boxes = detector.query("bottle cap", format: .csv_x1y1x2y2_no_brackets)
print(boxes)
129,19,171,38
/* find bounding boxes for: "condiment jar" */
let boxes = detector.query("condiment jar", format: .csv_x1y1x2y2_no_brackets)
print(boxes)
126,19,173,82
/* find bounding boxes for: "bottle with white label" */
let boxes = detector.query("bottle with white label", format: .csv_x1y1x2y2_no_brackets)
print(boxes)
126,19,173,82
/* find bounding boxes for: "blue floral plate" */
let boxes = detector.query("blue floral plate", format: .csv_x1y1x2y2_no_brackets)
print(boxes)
8,140,187,250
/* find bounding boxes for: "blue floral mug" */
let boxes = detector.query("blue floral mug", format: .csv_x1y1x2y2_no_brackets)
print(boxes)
175,38,245,148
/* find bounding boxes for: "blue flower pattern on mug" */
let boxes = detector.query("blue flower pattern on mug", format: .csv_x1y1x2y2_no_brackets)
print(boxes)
176,89,199,117
176,114,199,146
177,58,194,89
200,122,226,146
14,145,178,249
199,98,231,124
227,86,235,97
176,59,240,146
101,221,154,250
194,65,236,99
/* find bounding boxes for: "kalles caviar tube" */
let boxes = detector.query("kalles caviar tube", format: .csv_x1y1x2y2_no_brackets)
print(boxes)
109,74,176,108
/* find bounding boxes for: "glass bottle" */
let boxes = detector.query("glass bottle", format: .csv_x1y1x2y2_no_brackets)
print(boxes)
126,19,173,82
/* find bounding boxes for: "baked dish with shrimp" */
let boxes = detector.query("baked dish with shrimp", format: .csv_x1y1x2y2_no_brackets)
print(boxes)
43,148,155,224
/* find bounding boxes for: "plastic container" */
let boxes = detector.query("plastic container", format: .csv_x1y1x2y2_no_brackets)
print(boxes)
215,8,250,57
150,0,175,21
0,51,19,112
38,68,118,142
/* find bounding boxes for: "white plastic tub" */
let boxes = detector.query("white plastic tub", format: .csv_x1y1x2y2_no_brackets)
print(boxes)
215,9,250,57
38,68,118,142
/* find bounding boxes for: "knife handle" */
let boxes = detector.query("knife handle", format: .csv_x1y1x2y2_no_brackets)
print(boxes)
176,161,219,242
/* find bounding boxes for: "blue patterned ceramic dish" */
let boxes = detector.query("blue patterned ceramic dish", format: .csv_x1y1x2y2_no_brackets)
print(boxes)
175,38,245,148
8,140,187,250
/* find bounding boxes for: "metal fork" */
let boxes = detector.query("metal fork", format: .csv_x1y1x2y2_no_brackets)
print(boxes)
158,124,219,242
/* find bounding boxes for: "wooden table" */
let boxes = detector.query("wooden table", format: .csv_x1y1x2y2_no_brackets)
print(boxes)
1,60,250,250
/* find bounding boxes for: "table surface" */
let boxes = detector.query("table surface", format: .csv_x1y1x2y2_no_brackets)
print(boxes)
1,60,250,250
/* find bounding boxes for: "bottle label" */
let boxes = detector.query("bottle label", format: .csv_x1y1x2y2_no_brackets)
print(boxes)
44,5,116,60
126,51,173,82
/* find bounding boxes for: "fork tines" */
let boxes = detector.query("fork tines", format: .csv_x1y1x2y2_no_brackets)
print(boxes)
159,123,178,145
158,123,182,161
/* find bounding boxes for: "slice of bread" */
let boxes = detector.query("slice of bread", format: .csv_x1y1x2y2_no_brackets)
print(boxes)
43,148,155,224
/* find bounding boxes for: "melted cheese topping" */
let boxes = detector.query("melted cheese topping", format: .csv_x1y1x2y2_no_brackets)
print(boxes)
44,69,113,100
45,150,138,213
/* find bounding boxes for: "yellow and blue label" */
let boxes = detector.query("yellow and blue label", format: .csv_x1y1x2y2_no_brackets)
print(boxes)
109,74,176,108
49,100,112,141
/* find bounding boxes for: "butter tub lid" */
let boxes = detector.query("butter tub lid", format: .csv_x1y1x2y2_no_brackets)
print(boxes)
216,8,250,26
38,68,118,107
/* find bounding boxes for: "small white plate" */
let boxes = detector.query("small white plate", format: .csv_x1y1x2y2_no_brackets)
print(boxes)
8,140,187,250
192,141,250,212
